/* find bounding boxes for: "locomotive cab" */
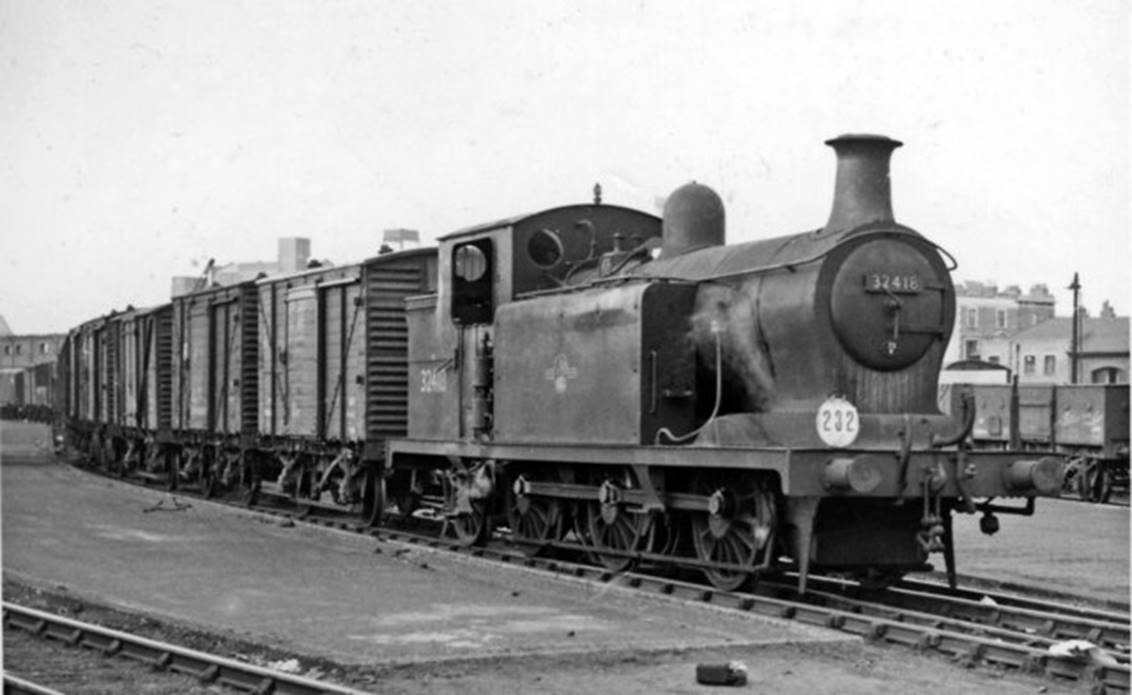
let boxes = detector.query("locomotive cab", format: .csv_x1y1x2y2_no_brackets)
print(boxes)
406,202,662,443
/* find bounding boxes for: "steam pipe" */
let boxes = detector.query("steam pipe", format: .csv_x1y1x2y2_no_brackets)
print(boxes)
823,134,902,235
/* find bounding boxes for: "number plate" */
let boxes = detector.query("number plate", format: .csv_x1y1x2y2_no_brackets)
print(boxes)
816,396,859,448
864,272,922,294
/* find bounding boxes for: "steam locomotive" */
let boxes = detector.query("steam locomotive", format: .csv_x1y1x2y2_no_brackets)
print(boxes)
56,135,1064,592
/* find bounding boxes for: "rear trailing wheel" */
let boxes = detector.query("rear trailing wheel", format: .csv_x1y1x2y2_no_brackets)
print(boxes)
690,475,778,591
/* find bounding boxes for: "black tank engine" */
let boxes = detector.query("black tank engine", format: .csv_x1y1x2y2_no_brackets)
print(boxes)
391,134,1063,591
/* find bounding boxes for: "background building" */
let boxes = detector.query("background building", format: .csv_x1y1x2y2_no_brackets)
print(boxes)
0,331,65,370
943,281,1056,366
1007,306,1128,384
0,315,65,406
171,237,313,296
942,279,1128,385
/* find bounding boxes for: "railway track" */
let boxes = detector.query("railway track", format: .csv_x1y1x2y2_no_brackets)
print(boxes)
3,674,65,695
73,458,1132,692
2,602,373,695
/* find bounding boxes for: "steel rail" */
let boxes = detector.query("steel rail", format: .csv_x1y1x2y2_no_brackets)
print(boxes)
763,580,1129,663
3,602,374,695
754,572,1130,654
875,581,1130,651
896,575,1131,623
2,675,66,695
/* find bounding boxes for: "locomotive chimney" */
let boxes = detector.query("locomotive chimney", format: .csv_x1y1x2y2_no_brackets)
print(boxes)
823,134,902,235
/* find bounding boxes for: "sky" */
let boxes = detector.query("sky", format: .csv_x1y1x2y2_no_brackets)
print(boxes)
1,0,1128,334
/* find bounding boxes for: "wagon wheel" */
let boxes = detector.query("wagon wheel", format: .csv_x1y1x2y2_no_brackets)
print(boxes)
94,434,113,473
164,449,180,492
103,437,119,476
1079,459,1112,504
292,462,315,515
141,441,162,483
360,466,386,527
578,470,652,573
690,475,777,592
506,468,567,557
115,439,133,478
241,453,262,507
122,438,143,479
201,447,220,499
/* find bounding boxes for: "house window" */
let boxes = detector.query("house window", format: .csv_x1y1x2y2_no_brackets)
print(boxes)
988,355,1000,365
14,344,20,354
965,340,979,359
1091,367,1125,384
965,307,978,328
1043,355,1056,375
2,345,8,355
40,342,49,354
1023,355,1036,374
995,309,1007,330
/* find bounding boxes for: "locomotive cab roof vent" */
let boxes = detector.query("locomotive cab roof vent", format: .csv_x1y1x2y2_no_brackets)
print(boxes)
823,134,902,235
660,181,725,259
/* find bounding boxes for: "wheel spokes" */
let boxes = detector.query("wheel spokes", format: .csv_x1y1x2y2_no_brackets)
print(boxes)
507,472,564,556
691,478,777,591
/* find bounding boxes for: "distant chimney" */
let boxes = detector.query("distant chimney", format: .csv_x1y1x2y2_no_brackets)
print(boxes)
382,228,420,251
171,276,198,297
278,237,311,274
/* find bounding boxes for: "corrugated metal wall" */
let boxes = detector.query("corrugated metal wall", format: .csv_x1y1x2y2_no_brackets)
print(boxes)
154,305,173,430
364,251,437,450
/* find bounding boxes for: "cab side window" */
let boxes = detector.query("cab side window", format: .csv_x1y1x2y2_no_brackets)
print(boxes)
451,239,493,325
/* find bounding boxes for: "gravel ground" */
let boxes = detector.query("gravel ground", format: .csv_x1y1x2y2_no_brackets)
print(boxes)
949,496,1129,604
4,576,1079,695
